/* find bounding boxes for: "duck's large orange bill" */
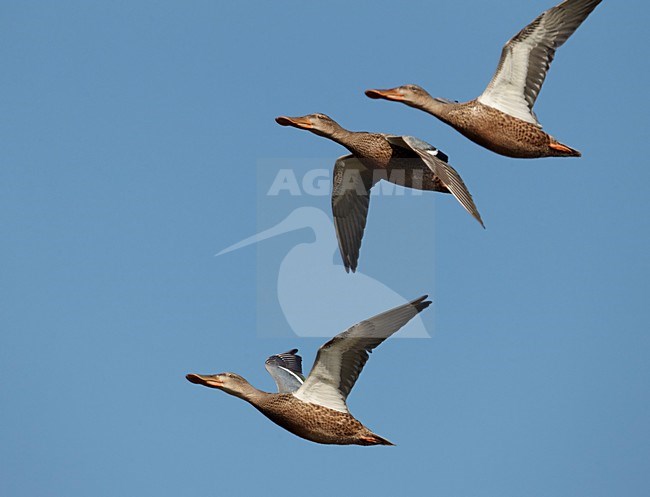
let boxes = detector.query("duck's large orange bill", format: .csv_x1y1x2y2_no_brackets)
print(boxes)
365,88,404,101
275,116,313,129
186,373,223,388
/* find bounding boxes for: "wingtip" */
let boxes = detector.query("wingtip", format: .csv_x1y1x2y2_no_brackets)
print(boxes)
472,211,485,229
412,295,432,313
416,300,432,313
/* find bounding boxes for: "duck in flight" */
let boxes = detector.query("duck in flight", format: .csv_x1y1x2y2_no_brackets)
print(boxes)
187,295,431,445
365,0,602,158
275,113,483,272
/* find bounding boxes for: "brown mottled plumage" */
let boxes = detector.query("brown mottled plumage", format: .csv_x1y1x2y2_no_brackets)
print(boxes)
186,296,431,446
276,113,483,272
261,391,392,446
432,100,578,158
339,131,448,192
366,0,602,159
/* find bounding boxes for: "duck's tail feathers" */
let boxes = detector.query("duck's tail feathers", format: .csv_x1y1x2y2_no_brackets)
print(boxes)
361,433,395,446
549,141,581,157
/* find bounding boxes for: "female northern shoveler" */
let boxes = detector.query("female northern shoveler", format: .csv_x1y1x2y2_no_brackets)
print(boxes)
366,0,602,158
276,113,483,272
187,295,431,445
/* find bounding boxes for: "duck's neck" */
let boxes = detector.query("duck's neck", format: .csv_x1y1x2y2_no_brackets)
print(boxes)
417,96,455,120
227,380,271,406
321,123,357,149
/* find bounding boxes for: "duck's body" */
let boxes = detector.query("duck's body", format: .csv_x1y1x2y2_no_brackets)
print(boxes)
276,114,483,272
366,0,602,159
424,99,580,158
251,393,392,445
330,130,448,191
187,296,431,446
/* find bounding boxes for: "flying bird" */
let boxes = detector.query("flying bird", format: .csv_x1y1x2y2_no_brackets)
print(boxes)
275,113,483,272
187,295,431,446
365,0,602,158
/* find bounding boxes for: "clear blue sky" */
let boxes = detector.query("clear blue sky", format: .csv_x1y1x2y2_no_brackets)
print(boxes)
1,1,648,496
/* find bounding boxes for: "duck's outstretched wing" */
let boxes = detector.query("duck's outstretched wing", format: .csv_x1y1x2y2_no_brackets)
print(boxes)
293,296,431,413
388,136,484,228
265,349,305,393
331,154,376,273
478,0,602,125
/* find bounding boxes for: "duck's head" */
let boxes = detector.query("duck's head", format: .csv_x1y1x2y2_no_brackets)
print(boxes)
186,372,251,398
275,113,342,138
365,84,433,108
